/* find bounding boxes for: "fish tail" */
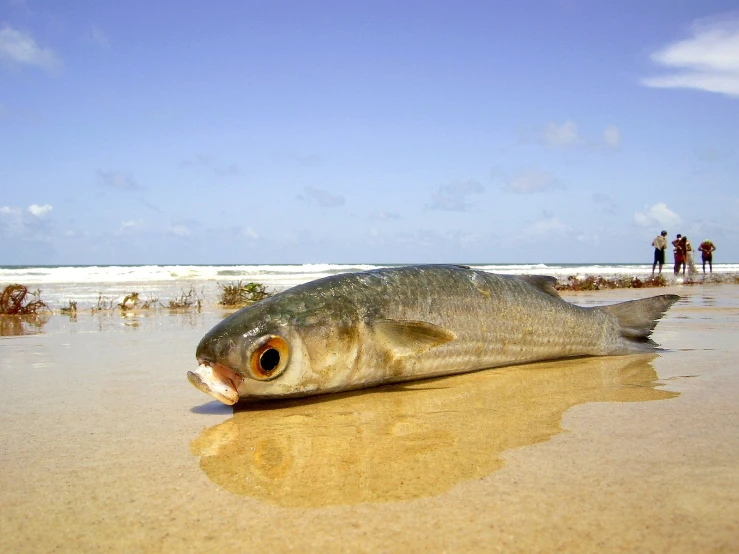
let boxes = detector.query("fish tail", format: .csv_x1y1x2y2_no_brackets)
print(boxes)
600,294,680,350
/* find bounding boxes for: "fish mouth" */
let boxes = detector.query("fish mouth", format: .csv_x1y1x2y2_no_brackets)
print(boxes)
188,360,244,406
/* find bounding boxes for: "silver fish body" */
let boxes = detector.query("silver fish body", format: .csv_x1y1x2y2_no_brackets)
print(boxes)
190,265,679,404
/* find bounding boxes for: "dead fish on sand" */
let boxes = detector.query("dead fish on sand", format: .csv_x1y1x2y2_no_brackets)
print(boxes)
189,265,679,405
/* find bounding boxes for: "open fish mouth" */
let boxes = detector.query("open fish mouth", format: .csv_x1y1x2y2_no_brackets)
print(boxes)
188,361,243,405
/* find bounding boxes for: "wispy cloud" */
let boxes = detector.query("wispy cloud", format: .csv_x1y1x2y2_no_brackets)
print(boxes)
370,211,401,221
603,125,621,149
633,202,683,228
540,120,621,150
505,170,562,194
115,220,145,235
179,154,239,177
299,186,345,207
541,120,580,147
243,226,259,241
278,151,323,166
520,217,572,241
0,26,62,72
592,192,620,214
89,25,110,48
427,180,484,211
168,224,191,237
642,15,739,98
97,170,143,191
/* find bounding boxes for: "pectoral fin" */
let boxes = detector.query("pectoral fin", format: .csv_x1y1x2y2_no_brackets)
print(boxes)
372,318,456,358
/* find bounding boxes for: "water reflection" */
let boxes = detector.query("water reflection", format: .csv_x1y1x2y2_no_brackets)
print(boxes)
0,314,51,336
191,355,678,507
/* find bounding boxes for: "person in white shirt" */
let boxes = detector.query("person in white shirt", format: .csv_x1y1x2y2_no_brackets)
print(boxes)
651,230,668,275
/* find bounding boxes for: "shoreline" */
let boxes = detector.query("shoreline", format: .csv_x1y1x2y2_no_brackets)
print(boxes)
2,270,737,315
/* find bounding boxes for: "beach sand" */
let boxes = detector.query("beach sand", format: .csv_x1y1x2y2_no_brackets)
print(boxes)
1,284,737,552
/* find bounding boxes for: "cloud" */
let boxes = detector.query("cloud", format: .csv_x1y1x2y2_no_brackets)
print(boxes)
89,25,110,48
97,170,143,191
300,186,345,207
168,224,191,237
0,205,21,218
0,203,54,241
592,192,620,214
28,203,52,217
633,202,683,228
642,15,739,98
279,151,323,166
115,220,145,235
505,170,562,194
0,26,62,72
517,216,573,242
427,180,484,211
541,120,580,147
371,211,401,221
603,125,621,148
179,154,239,177
243,226,259,240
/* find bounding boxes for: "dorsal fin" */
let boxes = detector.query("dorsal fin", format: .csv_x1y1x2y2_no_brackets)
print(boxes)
372,319,456,358
519,275,560,298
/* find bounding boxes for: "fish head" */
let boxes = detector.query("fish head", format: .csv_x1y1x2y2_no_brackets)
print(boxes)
190,293,362,404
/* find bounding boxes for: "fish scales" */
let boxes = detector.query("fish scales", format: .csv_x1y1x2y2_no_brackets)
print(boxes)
190,265,679,404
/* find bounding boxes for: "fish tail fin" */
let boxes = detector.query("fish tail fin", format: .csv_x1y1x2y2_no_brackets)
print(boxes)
601,294,680,350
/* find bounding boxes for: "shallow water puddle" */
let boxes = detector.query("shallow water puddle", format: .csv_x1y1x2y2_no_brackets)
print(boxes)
191,354,677,507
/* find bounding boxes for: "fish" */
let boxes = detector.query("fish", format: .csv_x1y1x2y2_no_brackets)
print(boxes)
188,265,679,405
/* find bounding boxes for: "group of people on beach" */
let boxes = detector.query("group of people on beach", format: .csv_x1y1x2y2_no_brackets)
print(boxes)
651,230,716,276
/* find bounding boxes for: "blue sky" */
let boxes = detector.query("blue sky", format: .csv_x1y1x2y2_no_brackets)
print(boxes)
1,0,738,265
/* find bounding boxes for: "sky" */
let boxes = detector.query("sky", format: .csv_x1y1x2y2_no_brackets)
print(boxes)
1,0,738,265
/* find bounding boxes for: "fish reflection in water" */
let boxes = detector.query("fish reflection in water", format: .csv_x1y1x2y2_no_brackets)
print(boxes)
190,354,677,507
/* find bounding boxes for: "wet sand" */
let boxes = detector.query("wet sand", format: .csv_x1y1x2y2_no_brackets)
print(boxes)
1,285,737,552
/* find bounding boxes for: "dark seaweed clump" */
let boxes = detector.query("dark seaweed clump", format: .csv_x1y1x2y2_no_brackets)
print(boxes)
0,284,50,315
218,281,271,307
555,274,669,291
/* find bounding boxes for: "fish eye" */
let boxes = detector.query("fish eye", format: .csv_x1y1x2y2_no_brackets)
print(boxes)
249,335,289,380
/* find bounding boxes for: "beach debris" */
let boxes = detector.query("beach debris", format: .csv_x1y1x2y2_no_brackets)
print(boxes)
60,300,78,314
0,284,50,315
191,265,679,405
556,274,669,291
166,286,203,311
91,293,117,312
117,292,158,312
218,281,271,307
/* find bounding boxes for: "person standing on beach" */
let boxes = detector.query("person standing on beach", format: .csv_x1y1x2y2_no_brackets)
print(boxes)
651,230,668,275
698,240,717,273
672,234,685,275
684,236,696,275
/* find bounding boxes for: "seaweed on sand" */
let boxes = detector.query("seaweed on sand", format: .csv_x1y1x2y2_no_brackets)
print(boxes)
118,292,158,312
60,300,78,314
91,293,117,312
166,286,203,311
218,281,271,307
0,284,50,315
555,274,669,291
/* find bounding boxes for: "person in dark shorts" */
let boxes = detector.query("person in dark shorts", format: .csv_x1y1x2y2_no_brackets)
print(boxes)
651,230,668,275
698,240,716,273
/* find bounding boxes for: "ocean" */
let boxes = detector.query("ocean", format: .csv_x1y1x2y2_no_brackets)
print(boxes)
2,263,738,310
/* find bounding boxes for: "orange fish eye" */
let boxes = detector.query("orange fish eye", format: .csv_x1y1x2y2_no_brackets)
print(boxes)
249,335,289,380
